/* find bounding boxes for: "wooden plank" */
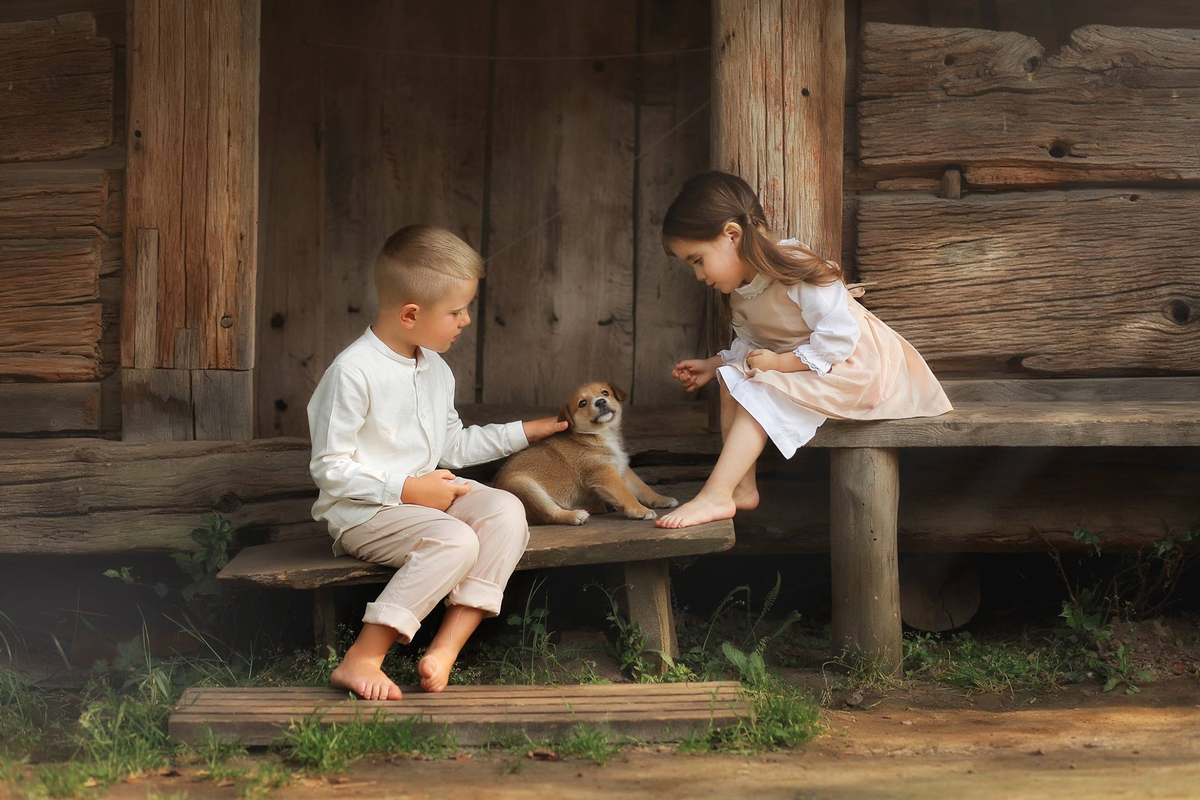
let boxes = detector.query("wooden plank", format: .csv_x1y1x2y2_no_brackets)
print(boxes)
0,383,101,434
0,235,103,310
0,13,113,162
632,0,711,404
218,513,736,590
830,447,902,673
0,2,125,44
191,370,254,440
320,0,489,406
256,0,324,438
169,682,748,746
0,170,109,237
0,304,102,381
941,376,1200,404
482,1,637,405
855,190,1200,374
121,368,192,442
858,24,1200,177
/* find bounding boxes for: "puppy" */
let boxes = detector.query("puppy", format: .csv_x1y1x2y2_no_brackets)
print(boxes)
495,382,679,525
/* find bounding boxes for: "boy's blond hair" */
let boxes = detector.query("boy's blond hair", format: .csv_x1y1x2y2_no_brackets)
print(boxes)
374,225,484,308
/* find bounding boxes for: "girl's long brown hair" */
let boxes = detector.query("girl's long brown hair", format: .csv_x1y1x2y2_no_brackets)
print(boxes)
662,171,843,287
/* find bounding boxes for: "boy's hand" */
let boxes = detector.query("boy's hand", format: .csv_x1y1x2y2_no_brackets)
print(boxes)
523,416,569,443
671,358,717,393
402,469,471,511
746,349,809,374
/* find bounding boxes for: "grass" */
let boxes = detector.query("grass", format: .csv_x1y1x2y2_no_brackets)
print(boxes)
280,710,456,773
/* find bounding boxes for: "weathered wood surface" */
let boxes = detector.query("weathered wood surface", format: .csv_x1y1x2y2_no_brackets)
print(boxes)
169,683,748,746
256,0,324,438
192,370,254,440
0,383,101,434
633,0,711,404
123,0,259,371
733,447,1200,554
712,0,845,261
0,304,102,381
482,1,637,405
856,190,1200,375
0,13,113,162
859,24,1200,177
319,0,489,414
218,512,735,590
899,553,981,633
830,447,902,672
623,559,680,664
0,170,110,236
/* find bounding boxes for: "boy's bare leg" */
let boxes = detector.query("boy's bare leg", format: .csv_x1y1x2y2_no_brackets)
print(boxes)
656,402,769,529
418,604,486,693
330,622,404,700
720,377,759,510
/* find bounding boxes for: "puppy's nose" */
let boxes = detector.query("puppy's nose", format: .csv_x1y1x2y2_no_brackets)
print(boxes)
595,397,608,408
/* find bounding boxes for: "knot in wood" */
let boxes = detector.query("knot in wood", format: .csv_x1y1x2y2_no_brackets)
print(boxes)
220,315,233,329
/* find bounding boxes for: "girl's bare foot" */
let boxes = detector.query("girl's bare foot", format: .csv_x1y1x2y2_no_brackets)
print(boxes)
732,480,760,511
331,659,403,701
654,493,737,529
418,648,456,693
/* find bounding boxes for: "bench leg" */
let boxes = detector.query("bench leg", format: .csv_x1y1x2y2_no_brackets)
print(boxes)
830,447,902,674
313,588,339,654
622,560,679,672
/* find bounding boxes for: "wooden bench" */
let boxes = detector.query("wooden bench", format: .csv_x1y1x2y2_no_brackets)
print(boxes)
218,499,734,661
803,376,1200,670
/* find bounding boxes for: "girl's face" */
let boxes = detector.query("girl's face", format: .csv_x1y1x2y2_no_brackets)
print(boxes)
664,223,753,295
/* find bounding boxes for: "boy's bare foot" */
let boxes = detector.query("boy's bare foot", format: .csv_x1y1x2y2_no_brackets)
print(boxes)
418,647,456,693
331,659,403,701
654,493,736,529
732,481,760,511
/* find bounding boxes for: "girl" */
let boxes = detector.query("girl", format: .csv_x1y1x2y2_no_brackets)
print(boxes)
657,171,953,529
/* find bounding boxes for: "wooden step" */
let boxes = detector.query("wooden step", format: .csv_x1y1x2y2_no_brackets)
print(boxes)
168,682,750,746
218,492,734,590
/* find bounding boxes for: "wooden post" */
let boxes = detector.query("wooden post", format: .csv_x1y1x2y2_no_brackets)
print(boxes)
622,560,679,671
312,588,338,654
122,0,259,441
830,447,902,672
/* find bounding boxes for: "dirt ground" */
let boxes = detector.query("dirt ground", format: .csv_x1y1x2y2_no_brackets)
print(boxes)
87,675,1200,800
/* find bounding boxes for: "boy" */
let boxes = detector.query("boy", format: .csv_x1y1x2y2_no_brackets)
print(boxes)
307,225,566,701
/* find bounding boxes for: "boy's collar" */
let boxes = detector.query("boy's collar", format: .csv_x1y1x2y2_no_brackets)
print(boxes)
365,326,431,370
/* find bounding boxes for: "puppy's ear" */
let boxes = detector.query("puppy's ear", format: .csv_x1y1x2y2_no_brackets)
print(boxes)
608,383,628,402
557,404,573,429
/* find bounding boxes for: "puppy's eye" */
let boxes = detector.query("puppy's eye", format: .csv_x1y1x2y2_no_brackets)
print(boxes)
577,399,586,408
601,390,609,396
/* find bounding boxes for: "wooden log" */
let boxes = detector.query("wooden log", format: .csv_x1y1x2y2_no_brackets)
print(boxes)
0,383,101,434
855,189,1200,375
312,588,338,653
0,13,113,162
0,304,102,381
121,368,192,442
0,236,103,310
622,559,679,668
482,0,637,405
0,170,109,237
829,447,902,673
858,24,1200,177
633,0,711,404
899,553,981,633
192,370,254,441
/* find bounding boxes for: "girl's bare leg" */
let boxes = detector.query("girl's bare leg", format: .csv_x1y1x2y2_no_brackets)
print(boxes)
720,377,760,510
417,605,486,693
331,622,404,700
656,402,770,529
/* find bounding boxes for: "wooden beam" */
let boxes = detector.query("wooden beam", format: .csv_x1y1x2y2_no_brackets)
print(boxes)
123,0,259,440
0,383,101,434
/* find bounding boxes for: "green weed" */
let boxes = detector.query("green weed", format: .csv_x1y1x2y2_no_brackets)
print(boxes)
280,709,456,773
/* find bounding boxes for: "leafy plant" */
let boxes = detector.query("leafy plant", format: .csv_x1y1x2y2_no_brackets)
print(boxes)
171,512,234,602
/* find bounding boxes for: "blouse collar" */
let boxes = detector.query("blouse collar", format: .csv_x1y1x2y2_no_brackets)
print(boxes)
735,272,773,299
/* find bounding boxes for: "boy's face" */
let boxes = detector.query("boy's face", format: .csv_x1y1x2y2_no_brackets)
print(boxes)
405,279,478,353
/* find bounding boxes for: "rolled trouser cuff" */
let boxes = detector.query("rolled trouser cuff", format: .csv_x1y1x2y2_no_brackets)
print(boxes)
446,576,504,617
362,601,421,643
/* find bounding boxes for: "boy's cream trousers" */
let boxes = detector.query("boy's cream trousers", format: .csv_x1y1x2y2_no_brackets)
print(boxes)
338,479,529,642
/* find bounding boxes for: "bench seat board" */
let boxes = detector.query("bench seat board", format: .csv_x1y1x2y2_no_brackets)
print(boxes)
218,516,736,590
168,682,749,746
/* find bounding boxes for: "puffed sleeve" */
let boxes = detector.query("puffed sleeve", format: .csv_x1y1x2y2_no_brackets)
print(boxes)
786,282,861,375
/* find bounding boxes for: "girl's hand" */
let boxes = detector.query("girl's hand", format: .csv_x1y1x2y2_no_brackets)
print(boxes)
523,416,569,443
402,469,471,511
747,350,809,374
671,358,717,393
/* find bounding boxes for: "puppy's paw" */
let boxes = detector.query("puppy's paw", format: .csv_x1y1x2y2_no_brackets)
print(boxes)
651,496,679,509
624,507,658,521
567,510,590,526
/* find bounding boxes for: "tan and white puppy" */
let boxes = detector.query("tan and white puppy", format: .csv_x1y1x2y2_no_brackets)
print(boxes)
495,382,679,525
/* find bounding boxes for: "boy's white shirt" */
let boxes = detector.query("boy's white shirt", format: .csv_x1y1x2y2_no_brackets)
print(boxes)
307,326,528,554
